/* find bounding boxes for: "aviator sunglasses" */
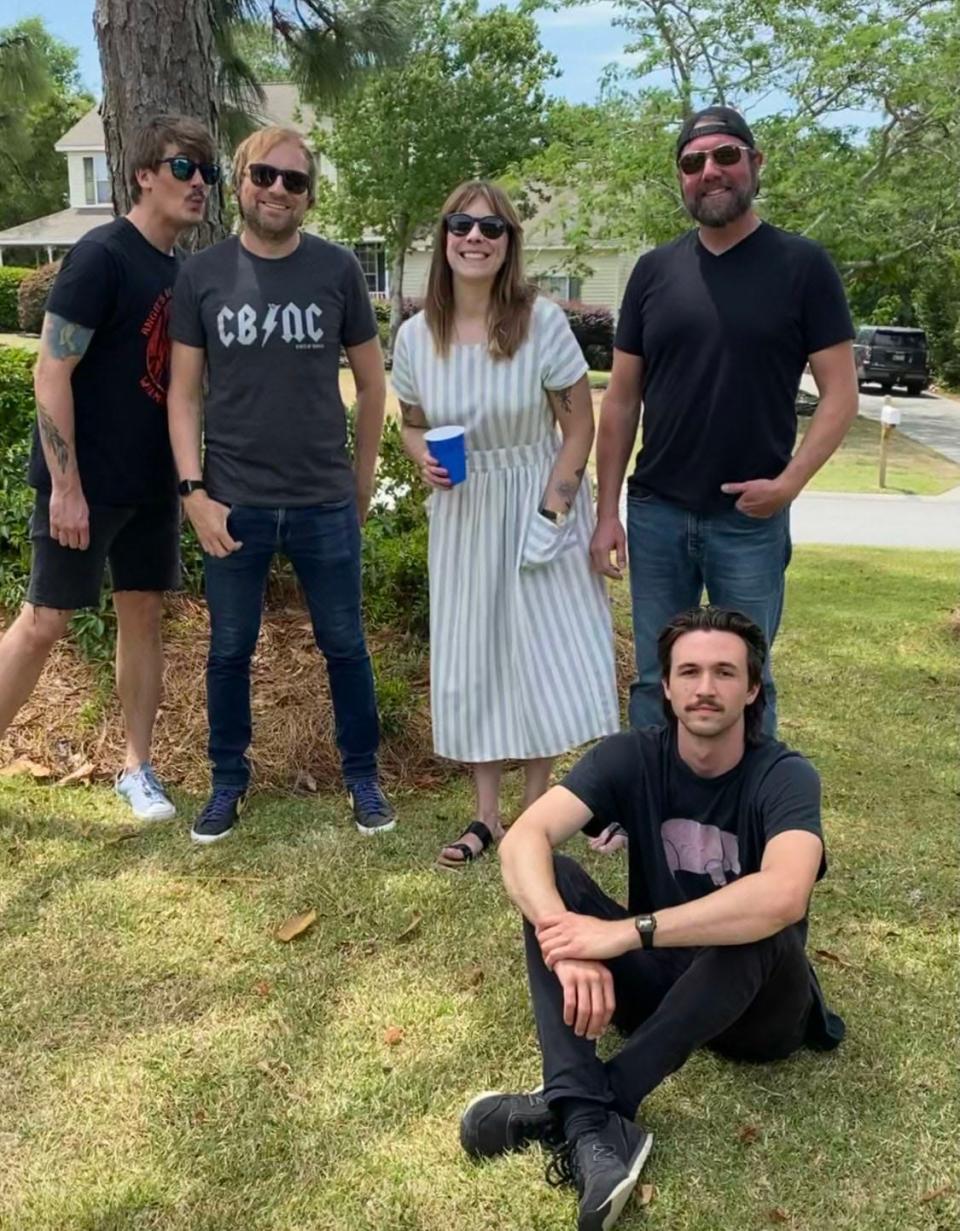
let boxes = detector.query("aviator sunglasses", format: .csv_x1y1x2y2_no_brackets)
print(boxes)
678,143,754,175
445,212,509,240
248,162,311,194
159,155,221,185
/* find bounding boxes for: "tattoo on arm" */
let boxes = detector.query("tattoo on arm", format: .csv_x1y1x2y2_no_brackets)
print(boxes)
399,399,428,428
550,386,574,415
555,478,579,510
43,313,94,361
37,405,71,473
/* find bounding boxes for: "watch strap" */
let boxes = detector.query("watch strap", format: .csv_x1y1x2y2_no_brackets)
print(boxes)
178,479,206,497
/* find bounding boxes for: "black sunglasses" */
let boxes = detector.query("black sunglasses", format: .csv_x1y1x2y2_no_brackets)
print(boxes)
159,156,221,185
445,212,509,240
678,143,754,175
248,162,311,195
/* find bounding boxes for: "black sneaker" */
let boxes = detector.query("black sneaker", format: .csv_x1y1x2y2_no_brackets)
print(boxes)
545,1112,653,1231
190,788,246,845
460,1090,561,1158
349,779,396,835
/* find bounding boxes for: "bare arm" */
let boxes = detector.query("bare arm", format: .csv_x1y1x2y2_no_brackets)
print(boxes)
499,785,597,927
399,399,451,489
721,340,858,517
590,348,644,578
347,336,387,523
33,312,94,550
541,375,595,516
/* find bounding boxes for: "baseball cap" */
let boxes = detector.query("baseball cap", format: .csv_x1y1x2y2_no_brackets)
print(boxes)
676,106,755,160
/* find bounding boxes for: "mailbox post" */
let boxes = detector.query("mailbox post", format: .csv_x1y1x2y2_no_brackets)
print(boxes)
879,397,901,488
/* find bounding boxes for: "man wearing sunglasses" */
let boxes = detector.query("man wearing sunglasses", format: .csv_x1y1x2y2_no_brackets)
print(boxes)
0,114,216,821
169,125,395,843
591,105,858,739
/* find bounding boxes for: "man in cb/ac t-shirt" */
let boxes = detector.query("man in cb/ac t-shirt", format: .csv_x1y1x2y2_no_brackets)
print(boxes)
590,105,858,736
0,115,218,821
168,125,394,844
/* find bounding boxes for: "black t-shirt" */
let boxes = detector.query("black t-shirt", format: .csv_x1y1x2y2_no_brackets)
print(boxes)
615,223,854,513
170,233,377,506
29,217,179,505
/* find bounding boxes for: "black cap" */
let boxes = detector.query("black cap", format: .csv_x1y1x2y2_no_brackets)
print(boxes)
676,105,755,160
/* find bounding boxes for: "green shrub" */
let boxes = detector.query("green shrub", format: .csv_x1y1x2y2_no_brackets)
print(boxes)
0,346,36,611
17,261,60,333
0,267,31,331
914,253,960,388
557,301,614,370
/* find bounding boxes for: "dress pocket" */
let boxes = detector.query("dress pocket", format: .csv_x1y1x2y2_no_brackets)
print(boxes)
519,507,579,570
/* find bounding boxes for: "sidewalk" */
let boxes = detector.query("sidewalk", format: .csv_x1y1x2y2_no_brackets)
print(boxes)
791,488,960,549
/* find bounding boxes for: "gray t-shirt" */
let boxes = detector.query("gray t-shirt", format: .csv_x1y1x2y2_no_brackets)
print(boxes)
170,233,377,505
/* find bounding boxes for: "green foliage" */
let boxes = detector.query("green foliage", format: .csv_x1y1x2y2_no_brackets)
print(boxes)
0,267,30,330
16,262,59,334
559,302,614,371
0,346,36,611
914,251,960,388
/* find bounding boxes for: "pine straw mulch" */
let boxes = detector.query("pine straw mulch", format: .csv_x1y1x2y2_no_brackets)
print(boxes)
0,596,636,795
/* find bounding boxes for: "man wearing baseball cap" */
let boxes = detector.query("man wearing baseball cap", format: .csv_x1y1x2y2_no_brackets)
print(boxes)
590,105,857,739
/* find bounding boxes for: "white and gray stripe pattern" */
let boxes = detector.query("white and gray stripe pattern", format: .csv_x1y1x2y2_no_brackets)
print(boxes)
392,297,619,762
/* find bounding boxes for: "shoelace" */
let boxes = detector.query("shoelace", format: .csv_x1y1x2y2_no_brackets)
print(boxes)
351,780,389,815
137,765,167,801
201,788,242,822
545,1137,618,1190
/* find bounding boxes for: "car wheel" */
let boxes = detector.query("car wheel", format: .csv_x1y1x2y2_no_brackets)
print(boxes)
904,382,924,396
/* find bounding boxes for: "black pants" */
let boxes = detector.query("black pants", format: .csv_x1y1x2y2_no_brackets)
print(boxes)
526,856,814,1119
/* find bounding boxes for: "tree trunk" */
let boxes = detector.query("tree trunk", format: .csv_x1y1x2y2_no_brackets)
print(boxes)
388,217,410,355
94,0,230,248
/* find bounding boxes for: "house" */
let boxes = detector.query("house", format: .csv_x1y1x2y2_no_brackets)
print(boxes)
0,84,637,311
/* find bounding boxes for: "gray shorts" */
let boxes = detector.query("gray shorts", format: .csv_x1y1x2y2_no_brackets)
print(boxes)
26,491,181,610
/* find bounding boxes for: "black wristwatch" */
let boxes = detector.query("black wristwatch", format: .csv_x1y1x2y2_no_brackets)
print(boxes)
634,913,657,950
178,479,206,497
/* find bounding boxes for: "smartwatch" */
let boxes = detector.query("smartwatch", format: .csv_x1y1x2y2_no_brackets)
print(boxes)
634,913,657,950
178,479,206,497
538,507,568,527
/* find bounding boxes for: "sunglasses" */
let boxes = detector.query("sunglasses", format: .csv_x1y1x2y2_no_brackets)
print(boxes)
159,156,221,185
445,212,509,240
248,162,311,195
678,143,754,175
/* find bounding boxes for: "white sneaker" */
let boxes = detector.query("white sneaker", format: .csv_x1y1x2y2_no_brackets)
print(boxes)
115,763,176,821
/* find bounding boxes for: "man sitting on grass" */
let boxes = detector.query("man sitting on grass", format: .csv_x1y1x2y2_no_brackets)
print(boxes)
460,606,843,1231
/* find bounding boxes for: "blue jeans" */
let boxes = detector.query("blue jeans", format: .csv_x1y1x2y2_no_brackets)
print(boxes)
203,501,380,790
626,494,792,736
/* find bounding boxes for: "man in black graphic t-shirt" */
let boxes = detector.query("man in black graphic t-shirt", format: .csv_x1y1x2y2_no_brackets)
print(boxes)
590,106,859,738
0,115,217,822
460,607,843,1231
169,125,394,844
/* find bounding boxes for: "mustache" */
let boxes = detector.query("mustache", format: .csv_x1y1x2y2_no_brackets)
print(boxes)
686,701,722,711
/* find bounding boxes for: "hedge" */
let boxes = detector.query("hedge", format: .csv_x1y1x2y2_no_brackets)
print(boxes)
0,267,32,332
17,261,61,334
0,345,37,610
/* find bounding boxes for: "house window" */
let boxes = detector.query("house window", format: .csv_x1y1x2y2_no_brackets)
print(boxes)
534,273,583,302
83,156,111,205
353,242,388,297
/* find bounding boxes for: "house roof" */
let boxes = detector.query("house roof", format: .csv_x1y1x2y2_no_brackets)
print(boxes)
54,83,317,151
0,207,114,247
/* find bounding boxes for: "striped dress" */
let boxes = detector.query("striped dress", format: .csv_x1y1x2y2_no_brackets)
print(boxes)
391,296,619,762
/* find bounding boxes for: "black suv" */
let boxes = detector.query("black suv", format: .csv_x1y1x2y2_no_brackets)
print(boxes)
854,325,929,395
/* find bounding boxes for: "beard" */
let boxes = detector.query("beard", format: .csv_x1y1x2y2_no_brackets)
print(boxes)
240,198,302,243
684,173,757,227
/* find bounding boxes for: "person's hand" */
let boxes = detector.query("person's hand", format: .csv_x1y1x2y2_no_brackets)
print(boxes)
589,515,626,579
720,476,797,518
552,958,616,1039
587,823,628,855
356,480,373,525
49,484,89,550
537,911,633,967
419,451,452,489
183,492,242,558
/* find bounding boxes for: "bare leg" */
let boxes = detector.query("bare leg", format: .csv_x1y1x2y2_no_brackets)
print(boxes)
0,604,73,743
113,590,164,771
521,756,555,811
437,760,505,865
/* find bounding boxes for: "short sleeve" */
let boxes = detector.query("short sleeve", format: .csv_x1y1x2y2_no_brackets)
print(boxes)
561,732,640,832
613,257,647,356
539,299,588,390
390,319,420,405
757,756,826,878
340,253,378,348
169,259,206,348
800,245,854,356
46,241,119,331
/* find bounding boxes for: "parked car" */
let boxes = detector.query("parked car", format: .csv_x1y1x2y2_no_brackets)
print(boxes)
854,325,929,395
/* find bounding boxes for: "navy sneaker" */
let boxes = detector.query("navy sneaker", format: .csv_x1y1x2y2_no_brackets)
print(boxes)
190,787,246,845
460,1090,561,1158
546,1112,653,1231
348,779,396,835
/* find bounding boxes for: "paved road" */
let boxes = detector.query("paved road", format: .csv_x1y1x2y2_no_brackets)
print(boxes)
791,489,960,550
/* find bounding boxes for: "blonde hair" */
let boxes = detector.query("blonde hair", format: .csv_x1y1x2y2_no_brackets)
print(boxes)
231,125,317,204
424,180,536,360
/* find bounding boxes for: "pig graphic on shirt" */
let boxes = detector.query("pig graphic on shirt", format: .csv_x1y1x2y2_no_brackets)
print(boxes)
661,818,741,887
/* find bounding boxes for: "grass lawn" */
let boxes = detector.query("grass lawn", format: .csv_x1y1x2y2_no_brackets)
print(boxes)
800,415,960,496
1,547,957,1231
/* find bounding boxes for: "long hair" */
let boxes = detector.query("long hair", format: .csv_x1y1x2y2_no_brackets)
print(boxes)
424,180,536,360
657,606,768,744
126,115,216,203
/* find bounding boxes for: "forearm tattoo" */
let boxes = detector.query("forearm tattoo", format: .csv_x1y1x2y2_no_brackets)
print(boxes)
43,313,94,360
399,399,428,428
551,386,574,415
37,405,71,473
554,467,586,511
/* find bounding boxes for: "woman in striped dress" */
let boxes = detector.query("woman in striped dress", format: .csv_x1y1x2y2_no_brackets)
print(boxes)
392,180,619,866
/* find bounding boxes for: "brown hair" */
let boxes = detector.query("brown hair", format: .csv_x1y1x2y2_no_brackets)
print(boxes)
424,180,536,360
231,125,317,205
127,115,216,203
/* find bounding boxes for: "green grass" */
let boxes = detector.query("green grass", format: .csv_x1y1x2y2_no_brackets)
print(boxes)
801,415,960,495
1,555,958,1231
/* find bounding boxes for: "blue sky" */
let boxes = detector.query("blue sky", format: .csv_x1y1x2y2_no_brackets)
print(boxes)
9,0,630,104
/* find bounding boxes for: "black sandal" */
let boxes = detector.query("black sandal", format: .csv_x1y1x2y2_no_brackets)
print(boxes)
437,820,497,868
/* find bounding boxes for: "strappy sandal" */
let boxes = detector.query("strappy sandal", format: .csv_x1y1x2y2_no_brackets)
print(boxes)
437,820,499,868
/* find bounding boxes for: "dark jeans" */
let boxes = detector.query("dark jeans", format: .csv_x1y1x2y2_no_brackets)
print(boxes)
203,501,380,790
526,856,813,1119
626,493,792,736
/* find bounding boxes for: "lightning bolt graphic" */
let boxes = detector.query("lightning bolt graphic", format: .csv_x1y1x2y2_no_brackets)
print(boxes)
261,303,280,347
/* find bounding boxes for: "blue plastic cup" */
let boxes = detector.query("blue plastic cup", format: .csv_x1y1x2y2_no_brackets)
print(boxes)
424,425,467,486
